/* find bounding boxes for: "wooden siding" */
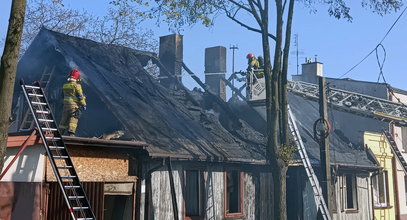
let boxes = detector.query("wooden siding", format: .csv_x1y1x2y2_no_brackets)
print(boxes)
332,174,373,220
141,163,273,220
46,146,136,182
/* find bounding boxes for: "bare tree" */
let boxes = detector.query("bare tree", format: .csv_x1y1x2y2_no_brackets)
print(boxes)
0,0,27,172
21,0,157,55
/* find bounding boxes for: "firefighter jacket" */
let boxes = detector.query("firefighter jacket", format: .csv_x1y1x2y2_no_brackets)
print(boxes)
62,80,86,106
248,57,260,70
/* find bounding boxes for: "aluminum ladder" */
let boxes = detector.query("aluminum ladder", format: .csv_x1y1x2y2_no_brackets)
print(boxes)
20,80,96,220
19,66,54,131
288,106,331,220
383,130,407,174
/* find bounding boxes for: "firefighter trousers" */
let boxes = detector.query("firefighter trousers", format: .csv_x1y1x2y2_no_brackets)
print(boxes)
59,102,81,134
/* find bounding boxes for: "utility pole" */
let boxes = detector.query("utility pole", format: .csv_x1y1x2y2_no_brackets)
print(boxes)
230,45,238,98
318,76,332,218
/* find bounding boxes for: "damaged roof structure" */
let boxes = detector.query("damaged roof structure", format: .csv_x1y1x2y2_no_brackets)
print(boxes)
11,28,379,168
12,28,267,164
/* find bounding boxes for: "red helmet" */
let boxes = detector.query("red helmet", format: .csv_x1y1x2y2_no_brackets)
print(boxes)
69,69,81,79
246,53,254,59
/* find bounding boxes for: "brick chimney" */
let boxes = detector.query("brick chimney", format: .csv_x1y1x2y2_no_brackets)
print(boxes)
292,57,323,84
205,46,226,101
159,34,183,88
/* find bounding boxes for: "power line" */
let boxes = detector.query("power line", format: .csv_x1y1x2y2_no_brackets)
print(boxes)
332,5,407,80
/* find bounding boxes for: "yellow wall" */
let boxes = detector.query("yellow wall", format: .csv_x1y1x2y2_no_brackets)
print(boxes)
364,132,396,220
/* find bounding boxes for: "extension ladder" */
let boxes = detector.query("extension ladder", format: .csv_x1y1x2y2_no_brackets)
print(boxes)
383,130,407,174
288,106,331,220
19,66,54,131
20,80,96,220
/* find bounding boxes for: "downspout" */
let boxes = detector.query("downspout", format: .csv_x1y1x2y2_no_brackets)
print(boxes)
390,93,401,220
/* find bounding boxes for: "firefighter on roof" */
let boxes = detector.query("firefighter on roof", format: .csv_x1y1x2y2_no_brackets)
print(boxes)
246,53,259,70
59,69,87,136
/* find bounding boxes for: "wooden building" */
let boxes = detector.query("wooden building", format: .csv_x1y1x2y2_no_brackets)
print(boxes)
1,28,382,219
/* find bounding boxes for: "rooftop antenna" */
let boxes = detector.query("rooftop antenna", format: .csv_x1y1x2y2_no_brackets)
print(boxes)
230,45,239,97
294,34,299,75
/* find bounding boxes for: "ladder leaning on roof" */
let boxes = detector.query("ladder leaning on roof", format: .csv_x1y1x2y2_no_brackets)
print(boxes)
20,79,96,220
288,105,331,220
383,130,407,174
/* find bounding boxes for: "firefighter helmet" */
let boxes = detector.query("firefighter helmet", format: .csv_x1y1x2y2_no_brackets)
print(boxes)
246,53,254,59
69,69,81,80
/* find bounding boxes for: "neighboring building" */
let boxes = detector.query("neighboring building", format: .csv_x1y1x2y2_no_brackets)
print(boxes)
390,88,407,220
292,58,407,219
365,132,396,220
2,133,145,219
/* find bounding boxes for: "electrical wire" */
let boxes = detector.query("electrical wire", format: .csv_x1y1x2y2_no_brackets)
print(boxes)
330,5,407,81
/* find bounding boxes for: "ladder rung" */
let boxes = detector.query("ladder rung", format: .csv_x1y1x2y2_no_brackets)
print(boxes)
72,206,89,210
38,119,54,122
45,137,61,140
36,110,50,114
25,85,41,89
57,165,72,169
77,218,94,220
53,155,69,159
31,101,47,105
61,175,77,179
28,93,44,97
64,185,81,189
49,146,64,149
41,127,58,131
69,196,85,199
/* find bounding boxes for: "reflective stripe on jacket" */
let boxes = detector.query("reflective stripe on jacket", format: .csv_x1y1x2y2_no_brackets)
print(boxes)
63,81,86,106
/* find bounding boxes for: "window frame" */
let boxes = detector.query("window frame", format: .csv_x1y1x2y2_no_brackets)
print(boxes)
223,171,244,218
183,169,205,220
372,171,390,208
340,174,359,212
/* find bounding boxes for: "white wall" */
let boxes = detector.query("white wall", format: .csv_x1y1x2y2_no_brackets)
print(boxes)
1,145,45,182
392,91,407,219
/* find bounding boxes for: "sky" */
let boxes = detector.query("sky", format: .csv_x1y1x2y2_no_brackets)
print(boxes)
1,0,407,92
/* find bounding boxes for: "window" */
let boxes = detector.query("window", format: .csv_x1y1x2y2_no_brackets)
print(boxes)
340,174,358,211
184,170,204,220
372,171,389,207
224,171,244,218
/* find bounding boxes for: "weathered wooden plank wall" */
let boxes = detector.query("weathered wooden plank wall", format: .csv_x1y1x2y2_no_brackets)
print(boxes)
140,162,273,220
333,174,372,220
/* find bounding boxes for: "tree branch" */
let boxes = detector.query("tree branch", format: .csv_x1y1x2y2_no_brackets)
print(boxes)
248,0,263,27
228,0,252,14
225,13,276,40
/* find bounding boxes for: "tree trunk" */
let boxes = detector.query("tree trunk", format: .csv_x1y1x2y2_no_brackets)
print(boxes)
0,0,27,172
280,0,295,146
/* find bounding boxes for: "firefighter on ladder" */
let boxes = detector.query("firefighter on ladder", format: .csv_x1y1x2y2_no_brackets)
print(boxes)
59,69,87,136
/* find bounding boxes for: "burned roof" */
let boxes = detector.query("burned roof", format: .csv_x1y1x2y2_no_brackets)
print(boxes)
13,28,379,168
13,28,266,164
288,93,381,169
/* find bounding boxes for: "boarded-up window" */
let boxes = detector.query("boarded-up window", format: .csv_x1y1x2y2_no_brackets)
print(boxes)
343,174,358,210
402,127,407,152
103,183,134,220
185,170,204,220
372,171,389,207
224,171,244,218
